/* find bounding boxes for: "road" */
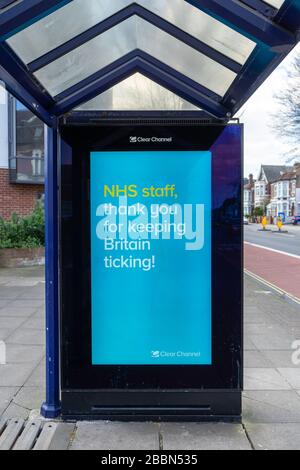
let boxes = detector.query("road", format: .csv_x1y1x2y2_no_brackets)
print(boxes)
244,223,300,257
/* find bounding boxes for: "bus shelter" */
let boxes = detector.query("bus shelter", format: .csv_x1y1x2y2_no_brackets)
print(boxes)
0,0,299,419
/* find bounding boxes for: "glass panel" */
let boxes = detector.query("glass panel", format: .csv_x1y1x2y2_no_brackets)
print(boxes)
34,16,237,97
7,0,255,65
14,100,44,183
264,0,285,8
34,17,137,96
75,73,199,111
136,17,237,97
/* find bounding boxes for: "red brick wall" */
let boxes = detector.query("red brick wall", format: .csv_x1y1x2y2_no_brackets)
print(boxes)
0,168,44,220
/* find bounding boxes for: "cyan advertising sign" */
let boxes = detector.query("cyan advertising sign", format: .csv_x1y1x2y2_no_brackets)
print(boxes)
91,151,212,365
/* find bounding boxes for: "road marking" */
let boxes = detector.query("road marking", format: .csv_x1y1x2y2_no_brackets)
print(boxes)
244,241,300,260
245,269,300,305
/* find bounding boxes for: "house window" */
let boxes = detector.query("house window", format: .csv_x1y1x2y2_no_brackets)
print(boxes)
8,95,45,184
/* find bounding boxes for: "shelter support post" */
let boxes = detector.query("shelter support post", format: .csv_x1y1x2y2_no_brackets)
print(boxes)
41,125,61,419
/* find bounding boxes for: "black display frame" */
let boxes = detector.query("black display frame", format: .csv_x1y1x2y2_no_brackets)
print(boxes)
59,121,243,420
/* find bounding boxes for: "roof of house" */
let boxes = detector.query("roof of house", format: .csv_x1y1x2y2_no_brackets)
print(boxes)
272,166,300,183
261,165,293,183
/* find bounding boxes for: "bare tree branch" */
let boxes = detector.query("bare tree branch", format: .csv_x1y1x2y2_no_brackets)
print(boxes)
271,54,300,163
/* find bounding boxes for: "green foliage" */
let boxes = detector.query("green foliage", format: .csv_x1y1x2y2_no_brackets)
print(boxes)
253,207,264,217
0,205,45,249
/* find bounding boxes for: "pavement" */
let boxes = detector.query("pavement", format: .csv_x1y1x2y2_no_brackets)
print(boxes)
0,266,300,450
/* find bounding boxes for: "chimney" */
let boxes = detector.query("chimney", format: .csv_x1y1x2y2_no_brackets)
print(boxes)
249,174,254,185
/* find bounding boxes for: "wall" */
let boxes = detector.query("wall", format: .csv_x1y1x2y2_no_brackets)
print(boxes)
0,169,44,219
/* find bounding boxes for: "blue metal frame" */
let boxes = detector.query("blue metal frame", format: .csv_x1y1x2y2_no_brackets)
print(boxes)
0,57,53,125
41,125,61,419
0,0,299,420
185,0,295,46
239,0,278,19
0,0,299,121
0,1,18,9
0,0,72,41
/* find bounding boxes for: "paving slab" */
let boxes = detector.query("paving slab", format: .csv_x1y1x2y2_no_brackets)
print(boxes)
0,363,37,387
0,387,18,415
244,337,258,351
0,287,25,300
0,329,13,341
244,307,272,325
244,350,273,368
70,422,160,450
262,350,299,368
161,423,251,450
1,402,31,420
245,423,300,450
244,368,291,391
0,306,38,317
20,288,45,301
21,317,45,330
24,362,45,387
249,332,296,351
12,387,45,411
6,345,45,364
0,317,27,330
6,329,45,346
277,368,300,389
243,390,300,423
47,423,76,451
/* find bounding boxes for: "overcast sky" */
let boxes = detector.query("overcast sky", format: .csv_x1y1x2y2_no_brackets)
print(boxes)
237,43,300,179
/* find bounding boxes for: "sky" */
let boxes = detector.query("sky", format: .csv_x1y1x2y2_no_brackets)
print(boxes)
237,43,300,179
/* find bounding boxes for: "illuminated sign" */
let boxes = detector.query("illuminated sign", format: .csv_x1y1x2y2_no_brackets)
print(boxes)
90,151,212,365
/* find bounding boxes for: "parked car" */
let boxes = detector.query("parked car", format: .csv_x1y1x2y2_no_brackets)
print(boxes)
243,217,249,225
292,215,300,225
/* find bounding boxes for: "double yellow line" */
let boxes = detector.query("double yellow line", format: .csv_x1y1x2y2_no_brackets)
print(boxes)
244,269,300,306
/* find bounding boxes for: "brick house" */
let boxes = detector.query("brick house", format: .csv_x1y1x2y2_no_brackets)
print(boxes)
269,163,300,218
0,86,44,220
254,165,292,213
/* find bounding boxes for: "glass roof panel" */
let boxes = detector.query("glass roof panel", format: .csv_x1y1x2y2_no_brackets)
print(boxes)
34,16,237,97
34,16,137,97
7,0,255,65
75,73,199,111
264,0,285,8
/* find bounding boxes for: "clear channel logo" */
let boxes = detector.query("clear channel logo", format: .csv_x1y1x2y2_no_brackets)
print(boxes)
151,350,201,359
130,136,173,144
151,350,160,359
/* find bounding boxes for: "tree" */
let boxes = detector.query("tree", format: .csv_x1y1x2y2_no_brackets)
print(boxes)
272,53,300,163
253,207,264,217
